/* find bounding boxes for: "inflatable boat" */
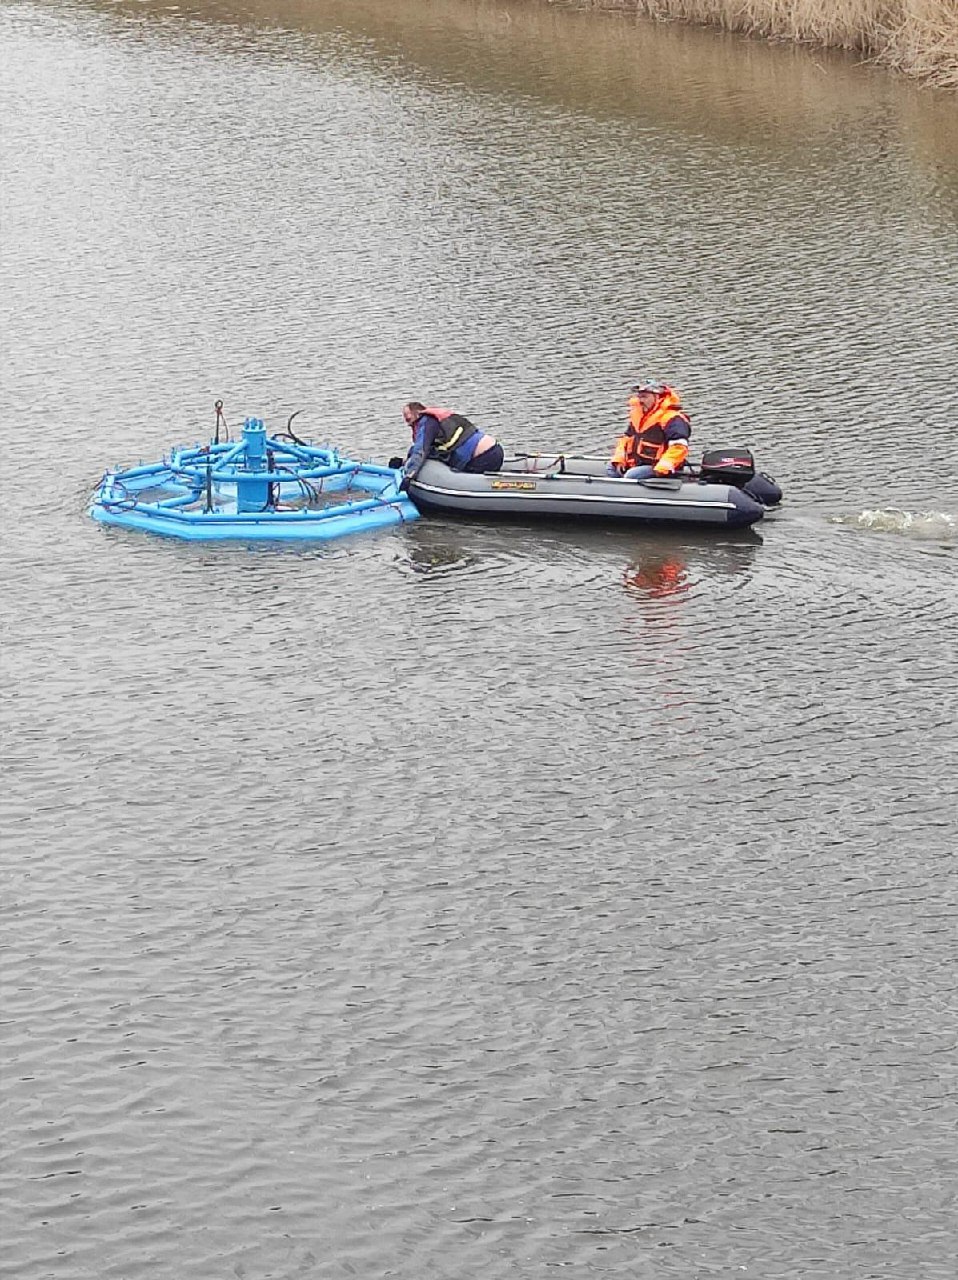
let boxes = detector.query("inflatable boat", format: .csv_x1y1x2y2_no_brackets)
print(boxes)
405,449,782,530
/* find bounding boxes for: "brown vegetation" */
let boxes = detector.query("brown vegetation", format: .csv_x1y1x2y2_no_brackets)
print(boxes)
570,0,958,87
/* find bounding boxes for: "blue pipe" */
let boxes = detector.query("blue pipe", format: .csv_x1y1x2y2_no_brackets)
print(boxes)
156,492,202,509
171,442,244,472
262,439,334,465
169,463,364,485
105,461,171,481
243,418,267,470
98,463,394,497
104,494,403,524
90,500,417,541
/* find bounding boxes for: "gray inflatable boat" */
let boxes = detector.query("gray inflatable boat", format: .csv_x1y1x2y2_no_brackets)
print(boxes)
406,449,782,530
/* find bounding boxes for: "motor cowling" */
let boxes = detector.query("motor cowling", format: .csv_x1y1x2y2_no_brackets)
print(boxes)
699,447,756,487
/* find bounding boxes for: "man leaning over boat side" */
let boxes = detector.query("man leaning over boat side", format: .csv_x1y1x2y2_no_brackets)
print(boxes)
396,402,504,489
607,382,691,480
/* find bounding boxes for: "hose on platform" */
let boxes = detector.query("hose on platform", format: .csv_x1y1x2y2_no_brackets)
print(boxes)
275,409,307,447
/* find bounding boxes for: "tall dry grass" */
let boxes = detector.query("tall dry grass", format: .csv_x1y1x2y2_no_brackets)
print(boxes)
582,0,958,87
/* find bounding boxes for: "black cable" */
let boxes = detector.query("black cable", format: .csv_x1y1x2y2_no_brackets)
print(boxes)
276,409,306,446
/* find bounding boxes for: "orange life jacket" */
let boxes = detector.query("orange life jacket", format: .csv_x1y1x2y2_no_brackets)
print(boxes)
612,387,691,472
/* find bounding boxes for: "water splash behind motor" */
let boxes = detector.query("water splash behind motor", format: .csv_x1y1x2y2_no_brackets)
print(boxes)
832,510,956,541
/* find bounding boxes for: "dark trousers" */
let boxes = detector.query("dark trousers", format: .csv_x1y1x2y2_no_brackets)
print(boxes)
465,443,504,474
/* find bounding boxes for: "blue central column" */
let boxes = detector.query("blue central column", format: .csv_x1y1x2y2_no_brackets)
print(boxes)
236,418,270,512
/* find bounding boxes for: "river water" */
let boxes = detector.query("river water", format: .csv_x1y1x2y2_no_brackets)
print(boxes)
1,1,956,1277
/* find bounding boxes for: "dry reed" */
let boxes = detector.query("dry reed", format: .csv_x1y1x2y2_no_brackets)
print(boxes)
575,0,958,87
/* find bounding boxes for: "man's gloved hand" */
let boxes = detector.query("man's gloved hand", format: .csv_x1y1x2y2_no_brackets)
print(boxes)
398,474,410,493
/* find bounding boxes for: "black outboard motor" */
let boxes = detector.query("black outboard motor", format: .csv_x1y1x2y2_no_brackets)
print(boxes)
699,447,755,486
699,447,782,507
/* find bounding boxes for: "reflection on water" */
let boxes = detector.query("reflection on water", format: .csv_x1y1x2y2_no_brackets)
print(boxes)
396,514,762,589
397,520,484,575
74,0,958,190
622,553,691,601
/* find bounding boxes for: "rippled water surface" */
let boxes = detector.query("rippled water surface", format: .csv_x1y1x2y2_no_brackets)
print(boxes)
2,2,957,1277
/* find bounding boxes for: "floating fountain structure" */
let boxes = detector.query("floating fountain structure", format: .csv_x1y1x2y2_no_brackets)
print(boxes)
89,406,417,542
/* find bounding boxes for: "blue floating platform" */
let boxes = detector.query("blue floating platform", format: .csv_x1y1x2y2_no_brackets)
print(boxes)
89,413,418,542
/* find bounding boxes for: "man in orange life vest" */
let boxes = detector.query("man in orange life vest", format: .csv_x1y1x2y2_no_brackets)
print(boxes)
397,402,504,488
607,382,691,480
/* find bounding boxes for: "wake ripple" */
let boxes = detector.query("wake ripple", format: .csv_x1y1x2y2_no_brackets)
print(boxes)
831,509,956,541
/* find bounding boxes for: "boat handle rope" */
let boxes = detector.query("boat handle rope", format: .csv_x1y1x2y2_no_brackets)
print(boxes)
514,452,566,474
